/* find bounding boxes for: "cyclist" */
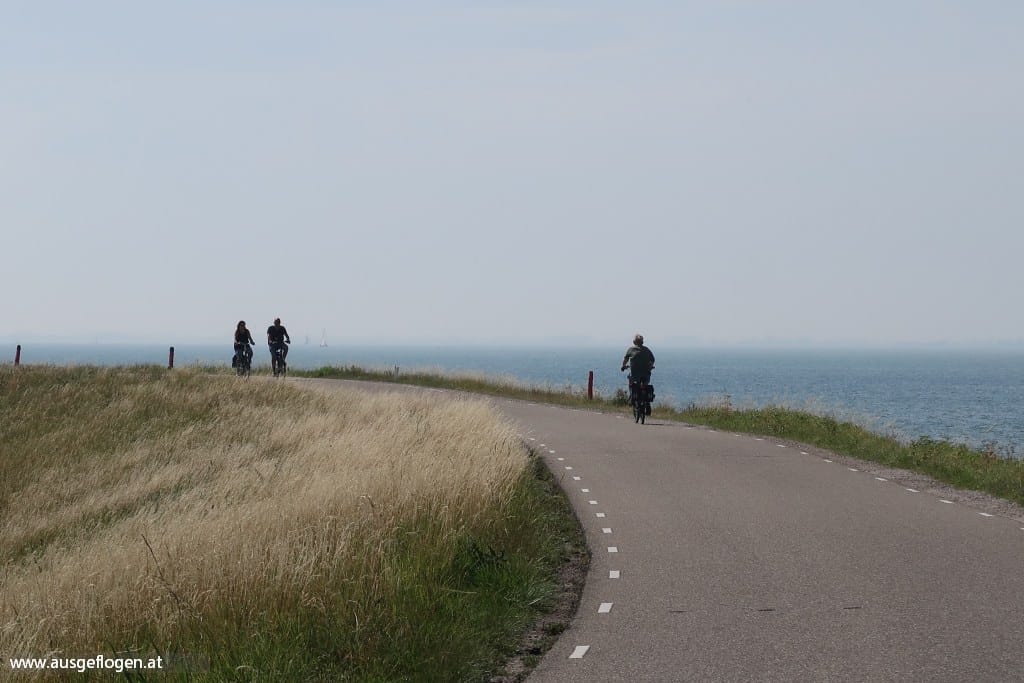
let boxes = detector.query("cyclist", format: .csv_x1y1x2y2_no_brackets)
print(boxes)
620,333,655,407
267,317,291,364
233,321,255,367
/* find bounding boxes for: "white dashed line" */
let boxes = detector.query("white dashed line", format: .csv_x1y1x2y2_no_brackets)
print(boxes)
589,500,598,505
557,457,565,461
572,476,581,481
581,488,590,493
608,546,618,553
529,438,536,441
609,570,620,579
777,444,786,448
848,468,859,472
602,528,612,534
940,500,954,505
755,438,764,441
824,459,833,463
800,451,808,455
979,513,994,518
565,466,573,470
876,477,888,482
549,450,556,454
596,513,606,518
598,603,613,614
569,645,590,659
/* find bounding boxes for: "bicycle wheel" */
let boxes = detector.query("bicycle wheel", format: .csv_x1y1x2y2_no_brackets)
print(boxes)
639,402,646,424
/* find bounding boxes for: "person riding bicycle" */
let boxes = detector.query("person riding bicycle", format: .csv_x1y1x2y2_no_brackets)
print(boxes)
267,317,291,364
620,334,655,405
233,321,255,366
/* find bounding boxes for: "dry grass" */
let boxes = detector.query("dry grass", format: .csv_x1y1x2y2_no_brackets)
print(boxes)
0,366,536,679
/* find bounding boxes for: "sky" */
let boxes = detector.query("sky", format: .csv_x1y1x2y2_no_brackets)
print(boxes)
3,1,1023,348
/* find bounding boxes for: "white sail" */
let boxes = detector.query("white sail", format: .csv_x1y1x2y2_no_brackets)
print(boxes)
320,329,328,347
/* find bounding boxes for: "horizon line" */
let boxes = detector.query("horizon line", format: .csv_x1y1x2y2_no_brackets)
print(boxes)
5,338,1024,352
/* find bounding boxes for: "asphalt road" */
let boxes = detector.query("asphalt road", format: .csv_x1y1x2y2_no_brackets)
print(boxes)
300,379,1024,682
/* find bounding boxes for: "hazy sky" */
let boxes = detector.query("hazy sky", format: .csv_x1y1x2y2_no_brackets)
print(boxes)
4,2,1022,347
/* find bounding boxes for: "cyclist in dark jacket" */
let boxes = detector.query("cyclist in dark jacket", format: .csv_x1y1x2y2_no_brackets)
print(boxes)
621,334,655,383
234,321,255,364
267,318,291,361
621,334,655,408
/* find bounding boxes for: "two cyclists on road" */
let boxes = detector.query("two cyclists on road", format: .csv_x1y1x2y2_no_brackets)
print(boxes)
232,318,291,376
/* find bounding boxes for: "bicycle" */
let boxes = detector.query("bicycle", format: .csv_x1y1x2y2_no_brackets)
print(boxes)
233,350,250,376
270,342,288,378
233,345,252,378
628,377,654,424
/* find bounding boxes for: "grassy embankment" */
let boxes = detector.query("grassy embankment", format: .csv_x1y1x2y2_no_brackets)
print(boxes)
302,365,1024,508
0,366,583,681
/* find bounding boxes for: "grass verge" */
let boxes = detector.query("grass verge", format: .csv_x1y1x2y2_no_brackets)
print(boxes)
0,366,583,681
299,365,1024,508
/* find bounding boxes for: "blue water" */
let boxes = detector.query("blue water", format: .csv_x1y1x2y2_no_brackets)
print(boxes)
8,343,1024,455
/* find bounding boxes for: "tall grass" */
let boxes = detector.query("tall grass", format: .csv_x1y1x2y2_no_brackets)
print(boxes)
0,366,577,681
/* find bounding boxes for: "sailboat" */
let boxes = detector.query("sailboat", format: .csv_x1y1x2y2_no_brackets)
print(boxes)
320,329,328,348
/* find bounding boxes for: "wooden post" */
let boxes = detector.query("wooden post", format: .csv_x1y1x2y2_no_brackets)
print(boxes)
587,370,594,400
168,346,175,369
14,345,21,366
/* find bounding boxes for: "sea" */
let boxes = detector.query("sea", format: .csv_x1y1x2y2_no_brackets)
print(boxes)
8,343,1024,456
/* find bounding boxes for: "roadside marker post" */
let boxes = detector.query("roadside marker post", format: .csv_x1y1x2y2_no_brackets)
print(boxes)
168,346,175,369
588,371,594,400
14,344,20,366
